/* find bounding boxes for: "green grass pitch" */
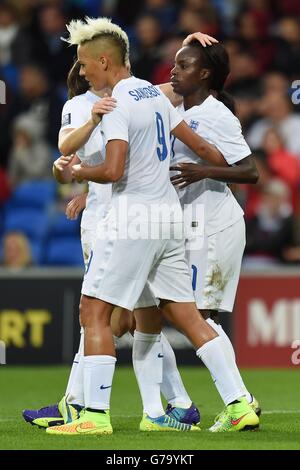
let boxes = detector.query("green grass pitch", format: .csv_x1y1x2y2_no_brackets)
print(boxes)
0,366,299,450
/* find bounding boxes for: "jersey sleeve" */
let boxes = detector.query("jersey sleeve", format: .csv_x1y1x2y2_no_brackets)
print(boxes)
60,98,87,131
100,96,130,145
164,95,184,131
212,112,252,165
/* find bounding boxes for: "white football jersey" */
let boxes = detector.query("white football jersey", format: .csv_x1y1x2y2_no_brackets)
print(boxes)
100,76,183,223
60,91,112,230
172,95,251,236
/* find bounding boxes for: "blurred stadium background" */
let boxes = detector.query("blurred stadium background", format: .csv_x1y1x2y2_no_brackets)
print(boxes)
1,0,300,370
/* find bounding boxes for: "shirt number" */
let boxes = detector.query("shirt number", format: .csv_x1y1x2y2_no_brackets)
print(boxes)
155,112,168,161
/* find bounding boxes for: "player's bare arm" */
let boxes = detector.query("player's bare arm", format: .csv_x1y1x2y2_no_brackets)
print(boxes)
58,95,116,155
159,83,182,107
172,121,227,167
53,154,80,184
72,140,128,183
170,155,258,189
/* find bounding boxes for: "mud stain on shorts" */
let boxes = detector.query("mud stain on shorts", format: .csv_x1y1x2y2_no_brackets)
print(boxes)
203,264,232,310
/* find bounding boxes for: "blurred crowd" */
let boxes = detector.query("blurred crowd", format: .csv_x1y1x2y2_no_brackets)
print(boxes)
1,0,300,269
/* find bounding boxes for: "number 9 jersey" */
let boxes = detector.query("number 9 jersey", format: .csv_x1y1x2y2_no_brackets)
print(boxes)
100,76,183,219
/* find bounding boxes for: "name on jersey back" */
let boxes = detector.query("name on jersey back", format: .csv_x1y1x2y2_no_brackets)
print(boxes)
128,85,160,101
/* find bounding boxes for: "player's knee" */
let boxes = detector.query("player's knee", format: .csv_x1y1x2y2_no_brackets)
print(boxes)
79,295,109,327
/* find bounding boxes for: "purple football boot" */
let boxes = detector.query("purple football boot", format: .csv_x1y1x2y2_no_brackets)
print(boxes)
166,403,201,425
22,396,83,428
22,404,64,428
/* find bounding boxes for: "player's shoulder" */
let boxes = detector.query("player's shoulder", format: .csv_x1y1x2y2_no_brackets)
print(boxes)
207,96,238,121
201,95,241,129
62,92,90,111
113,76,161,100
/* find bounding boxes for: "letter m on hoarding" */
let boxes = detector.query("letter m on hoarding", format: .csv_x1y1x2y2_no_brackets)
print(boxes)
0,340,6,364
248,299,289,346
0,80,6,104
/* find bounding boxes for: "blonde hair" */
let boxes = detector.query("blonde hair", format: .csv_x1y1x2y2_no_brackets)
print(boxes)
65,16,129,64
3,231,32,269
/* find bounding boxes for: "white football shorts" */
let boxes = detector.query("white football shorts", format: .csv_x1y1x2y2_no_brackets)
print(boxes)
186,217,246,312
81,221,195,311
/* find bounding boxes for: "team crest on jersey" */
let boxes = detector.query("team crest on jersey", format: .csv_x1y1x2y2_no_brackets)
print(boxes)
189,120,199,131
61,113,71,127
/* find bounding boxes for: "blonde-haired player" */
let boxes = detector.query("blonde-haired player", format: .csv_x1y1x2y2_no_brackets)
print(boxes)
46,17,258,435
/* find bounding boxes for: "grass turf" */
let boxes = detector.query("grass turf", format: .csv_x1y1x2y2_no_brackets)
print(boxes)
0,366,299,450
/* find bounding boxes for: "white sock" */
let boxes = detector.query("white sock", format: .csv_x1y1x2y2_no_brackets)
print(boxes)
84,355,116,410
65,329,84,406
206,318,252,403
196,336,243,405
160,332,192,408
132,331,164,418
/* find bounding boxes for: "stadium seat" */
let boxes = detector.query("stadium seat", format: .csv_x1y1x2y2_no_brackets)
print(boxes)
29,239,44,265
3,208,49,241
48,212,80,237
44,237,83,266
6,180,56,210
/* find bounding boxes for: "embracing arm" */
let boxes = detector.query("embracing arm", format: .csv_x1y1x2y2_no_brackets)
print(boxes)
59,123,97,156
159,83,182,107
58,96,116,155
53,154,81,184
72,140,127,184
172,120,227,166
170,155,258,188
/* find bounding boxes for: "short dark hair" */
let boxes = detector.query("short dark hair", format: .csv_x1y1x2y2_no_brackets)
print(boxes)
189,41,236,114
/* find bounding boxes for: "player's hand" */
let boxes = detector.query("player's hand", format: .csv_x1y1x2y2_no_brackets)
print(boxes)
182,32,219,47
53,154,75,172
66,193,87,220
170,163,208,188
71,162,88,183
90,94,117,125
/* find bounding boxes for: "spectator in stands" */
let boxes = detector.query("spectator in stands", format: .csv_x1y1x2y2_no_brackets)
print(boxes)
131,14,162,81
246,92,300,158
143,0,179,32
31,4,74,85
262,71,290,96
176,6,220,37
235,10,276,72
262,128,300,210
6,63,63,149
2,231,32,270
0,2,32,68
244,179,294,268
8,113,51,188
273,17,300,77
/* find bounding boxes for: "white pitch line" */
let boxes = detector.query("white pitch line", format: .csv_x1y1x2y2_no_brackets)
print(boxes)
262,410,300,415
